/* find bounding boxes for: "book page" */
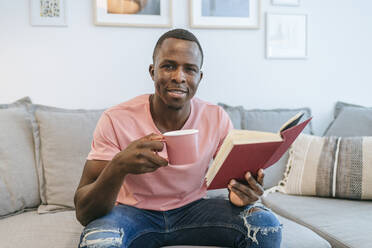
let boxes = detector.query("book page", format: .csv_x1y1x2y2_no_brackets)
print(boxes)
279,112,304,133
205,133,234,185
230,130,282,144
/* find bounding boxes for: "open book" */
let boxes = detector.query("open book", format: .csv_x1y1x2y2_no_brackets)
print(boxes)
205,112,312,190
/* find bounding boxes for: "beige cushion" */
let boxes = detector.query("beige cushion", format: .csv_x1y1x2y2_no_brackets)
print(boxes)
31,104,104,213
0,210,83,248
0,209,330,248
262,192,372,248
0,97,40,218
279,134,372,200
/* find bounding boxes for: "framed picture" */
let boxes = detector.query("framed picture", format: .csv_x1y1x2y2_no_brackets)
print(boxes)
30,0,68,26
94,0,172,27
266,13,307,59
272,0,300,6
190,0,260,29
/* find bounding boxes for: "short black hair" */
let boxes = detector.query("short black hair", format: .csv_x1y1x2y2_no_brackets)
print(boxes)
152,28,204,68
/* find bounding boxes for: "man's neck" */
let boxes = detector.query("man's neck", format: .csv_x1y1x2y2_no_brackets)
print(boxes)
149,94,191,133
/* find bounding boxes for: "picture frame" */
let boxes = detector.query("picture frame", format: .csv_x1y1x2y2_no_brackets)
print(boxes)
190,0,260,29
30,0,68,26
272,0,300,7
266,13,307,59
94,0,172,27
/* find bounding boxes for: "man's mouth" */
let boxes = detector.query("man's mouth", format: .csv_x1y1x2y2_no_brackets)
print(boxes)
166,88,187,97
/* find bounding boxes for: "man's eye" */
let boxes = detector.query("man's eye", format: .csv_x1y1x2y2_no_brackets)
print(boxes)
187,67,197,73
163,64,174,69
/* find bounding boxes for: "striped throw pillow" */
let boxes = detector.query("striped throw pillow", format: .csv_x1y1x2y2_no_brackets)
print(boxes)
278,134,372,200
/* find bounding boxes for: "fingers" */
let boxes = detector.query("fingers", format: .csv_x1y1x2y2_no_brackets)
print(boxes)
244,172,264,196
227,171,265,206
137,133,165,151
228,180,260,204
256,169,265,186
131,149,168,174
143,133,164,141
141,150,168,167
138,140,164,151
228,184,259,207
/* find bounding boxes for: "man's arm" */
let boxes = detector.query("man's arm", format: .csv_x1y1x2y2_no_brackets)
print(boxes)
74,159,126,226
74,133,168,226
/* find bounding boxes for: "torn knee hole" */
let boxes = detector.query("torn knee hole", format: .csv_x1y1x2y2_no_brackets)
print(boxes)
80,228,124,248
239,206,281,245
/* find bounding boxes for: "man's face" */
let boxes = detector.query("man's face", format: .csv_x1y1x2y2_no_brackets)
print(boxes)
149,38,203,110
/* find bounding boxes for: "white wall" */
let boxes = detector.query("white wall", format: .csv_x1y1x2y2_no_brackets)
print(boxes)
1,0,372,135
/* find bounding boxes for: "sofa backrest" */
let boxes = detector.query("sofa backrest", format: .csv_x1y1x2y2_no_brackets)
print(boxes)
0,97,314,216
0,97,40,218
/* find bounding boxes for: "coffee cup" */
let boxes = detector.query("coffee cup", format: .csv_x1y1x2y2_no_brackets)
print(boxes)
162,129,199,165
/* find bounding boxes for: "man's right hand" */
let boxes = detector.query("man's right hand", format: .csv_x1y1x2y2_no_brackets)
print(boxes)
74,133,168,226
112,133,169,175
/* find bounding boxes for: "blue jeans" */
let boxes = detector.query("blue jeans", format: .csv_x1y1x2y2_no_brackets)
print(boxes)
79,198,282,248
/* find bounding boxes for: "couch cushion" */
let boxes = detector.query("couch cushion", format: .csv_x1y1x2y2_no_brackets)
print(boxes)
324,101,372,136
217,103,244,129
262,192,372,248
0,97,40,218
31,104,104,213
279,134,372,200
0,210,83,248
275,214,330,248
241,107,313,134
0,209,329,248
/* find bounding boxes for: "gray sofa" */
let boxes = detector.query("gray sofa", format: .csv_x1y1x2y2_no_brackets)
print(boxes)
1,97,371,248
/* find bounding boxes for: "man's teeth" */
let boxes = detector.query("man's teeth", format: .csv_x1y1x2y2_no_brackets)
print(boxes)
168,90,185,93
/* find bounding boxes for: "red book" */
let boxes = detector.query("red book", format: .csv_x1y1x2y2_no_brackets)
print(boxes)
206,112,312,190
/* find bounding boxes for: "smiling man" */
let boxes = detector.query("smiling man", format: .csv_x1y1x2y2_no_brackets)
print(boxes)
74,29,282,248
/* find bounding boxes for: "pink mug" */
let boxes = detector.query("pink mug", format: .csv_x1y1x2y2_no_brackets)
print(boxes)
163,129,199,165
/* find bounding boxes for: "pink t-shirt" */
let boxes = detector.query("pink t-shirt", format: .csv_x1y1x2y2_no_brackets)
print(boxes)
87,94,233,211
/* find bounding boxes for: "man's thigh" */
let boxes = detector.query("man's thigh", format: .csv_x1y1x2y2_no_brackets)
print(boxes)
78,204,165,248
161,198,282,248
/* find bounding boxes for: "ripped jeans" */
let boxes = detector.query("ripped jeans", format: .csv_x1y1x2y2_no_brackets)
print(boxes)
79,198,282,248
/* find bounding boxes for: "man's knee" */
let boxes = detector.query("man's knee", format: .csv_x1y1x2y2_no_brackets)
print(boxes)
239,205,282,247
79,227,124,248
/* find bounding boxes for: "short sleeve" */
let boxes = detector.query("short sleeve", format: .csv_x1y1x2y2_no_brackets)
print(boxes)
213,106,234,158
87,112,121,161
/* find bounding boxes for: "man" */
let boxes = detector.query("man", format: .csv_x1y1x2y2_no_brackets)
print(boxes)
74,29,282,248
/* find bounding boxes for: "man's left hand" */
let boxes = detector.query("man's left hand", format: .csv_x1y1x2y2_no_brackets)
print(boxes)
228,169,265,207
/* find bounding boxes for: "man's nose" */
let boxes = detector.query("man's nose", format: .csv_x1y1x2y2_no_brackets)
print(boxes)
172,68,186,83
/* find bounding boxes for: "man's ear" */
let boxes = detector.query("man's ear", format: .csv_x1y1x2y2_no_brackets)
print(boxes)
195,70,203,89
198,70,203,84
149,64,155,80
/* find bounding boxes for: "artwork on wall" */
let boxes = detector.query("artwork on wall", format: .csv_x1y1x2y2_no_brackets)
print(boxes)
272,0,300,6
190,0,260,29
94,0,172,27
266,13,307,59
30,0,68,26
